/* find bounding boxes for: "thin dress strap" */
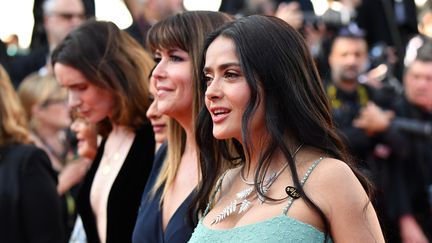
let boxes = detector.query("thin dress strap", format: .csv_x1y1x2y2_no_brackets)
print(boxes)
202,170,229,218
282,157,324,215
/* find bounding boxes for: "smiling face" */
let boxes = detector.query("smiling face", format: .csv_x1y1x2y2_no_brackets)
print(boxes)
204,36,265,142
70,117,98,160
152,48,194,124
54,63,115,124
146,76,168,145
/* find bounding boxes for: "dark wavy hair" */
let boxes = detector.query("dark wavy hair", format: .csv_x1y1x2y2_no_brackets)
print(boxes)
193,15,373,239
51,20,154,131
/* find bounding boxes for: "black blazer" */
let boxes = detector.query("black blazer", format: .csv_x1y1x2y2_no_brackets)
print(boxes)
0,144,64,243
78,124,155,243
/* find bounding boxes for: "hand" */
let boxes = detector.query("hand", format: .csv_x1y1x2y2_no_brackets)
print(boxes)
302,22,326,56
57,158,91,195
275,2,303,30
364,64,388,89
353,102,394,135
399,215,429,243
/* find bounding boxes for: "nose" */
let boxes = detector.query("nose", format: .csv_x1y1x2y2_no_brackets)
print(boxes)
205,78,222,101
70,119,80,132
68,91,81,110
152,61,167,81
146,99,161,120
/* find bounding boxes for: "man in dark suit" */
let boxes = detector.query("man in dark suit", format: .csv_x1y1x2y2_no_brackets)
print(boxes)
1,0,86,87
356,0,418,81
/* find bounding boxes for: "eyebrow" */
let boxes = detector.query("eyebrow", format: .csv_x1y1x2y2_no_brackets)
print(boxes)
203,62,240,73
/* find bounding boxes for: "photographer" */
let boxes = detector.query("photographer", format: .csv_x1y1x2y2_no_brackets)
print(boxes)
354,43,432,243
325,27,393,166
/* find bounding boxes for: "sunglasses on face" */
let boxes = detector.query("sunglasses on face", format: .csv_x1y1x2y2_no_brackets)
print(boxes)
41,98,67,108
49,12,85,21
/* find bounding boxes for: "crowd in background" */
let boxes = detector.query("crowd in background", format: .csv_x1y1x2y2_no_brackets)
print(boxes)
0,0,431,242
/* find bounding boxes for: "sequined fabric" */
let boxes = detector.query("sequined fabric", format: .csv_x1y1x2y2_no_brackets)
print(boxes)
188,214,331,243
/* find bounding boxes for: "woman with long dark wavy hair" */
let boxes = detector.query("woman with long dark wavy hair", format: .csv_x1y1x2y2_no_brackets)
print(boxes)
189,15,384,242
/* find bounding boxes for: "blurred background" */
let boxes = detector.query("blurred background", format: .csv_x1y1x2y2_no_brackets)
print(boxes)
4,0,428,51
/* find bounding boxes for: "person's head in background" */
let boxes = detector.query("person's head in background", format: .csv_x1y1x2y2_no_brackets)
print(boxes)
404,9,432,67
17,73,71,171
70,109,98,161
126,0,184,24
328,25,368,91
43,0,86,52
404,42,432,113
418,8,432,38
18,73,70,134
52,20,154,132
0,64,31,145
146,70,168,152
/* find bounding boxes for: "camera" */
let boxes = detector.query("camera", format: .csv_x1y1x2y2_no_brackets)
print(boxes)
303,9,352,31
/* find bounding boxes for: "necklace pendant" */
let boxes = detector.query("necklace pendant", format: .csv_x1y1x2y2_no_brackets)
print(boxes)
102,164,111,175
211,200,237,225
236,187,253,199
238,199,251,213
285,186,300,199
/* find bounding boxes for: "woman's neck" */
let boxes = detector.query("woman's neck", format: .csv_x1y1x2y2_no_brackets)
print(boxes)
175,111,196,156
33,122,61,138
241,136,300,179
110,124,132,135
240,128,271,173
183,123,196,159
241,139,266,178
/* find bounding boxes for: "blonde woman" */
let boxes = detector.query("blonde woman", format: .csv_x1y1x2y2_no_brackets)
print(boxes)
0,64,64,242
18,73,71,173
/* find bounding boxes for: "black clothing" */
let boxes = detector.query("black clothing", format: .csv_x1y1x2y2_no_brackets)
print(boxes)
77,124,155,243
356,0,418,81
1,45,48,88
381,97,432,242
125,15,152,48
356,0,418,51
326,83,389,164
0,144,65,243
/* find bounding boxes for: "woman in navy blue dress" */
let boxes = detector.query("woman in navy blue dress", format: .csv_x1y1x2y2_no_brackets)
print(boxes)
132,11,233,243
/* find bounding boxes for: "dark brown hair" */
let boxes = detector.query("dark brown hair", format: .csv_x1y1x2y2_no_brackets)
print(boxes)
52,20,154,131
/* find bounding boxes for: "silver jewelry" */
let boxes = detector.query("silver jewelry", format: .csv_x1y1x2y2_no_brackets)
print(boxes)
101,131,130,175
210,143,303,225
239,144,304,185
